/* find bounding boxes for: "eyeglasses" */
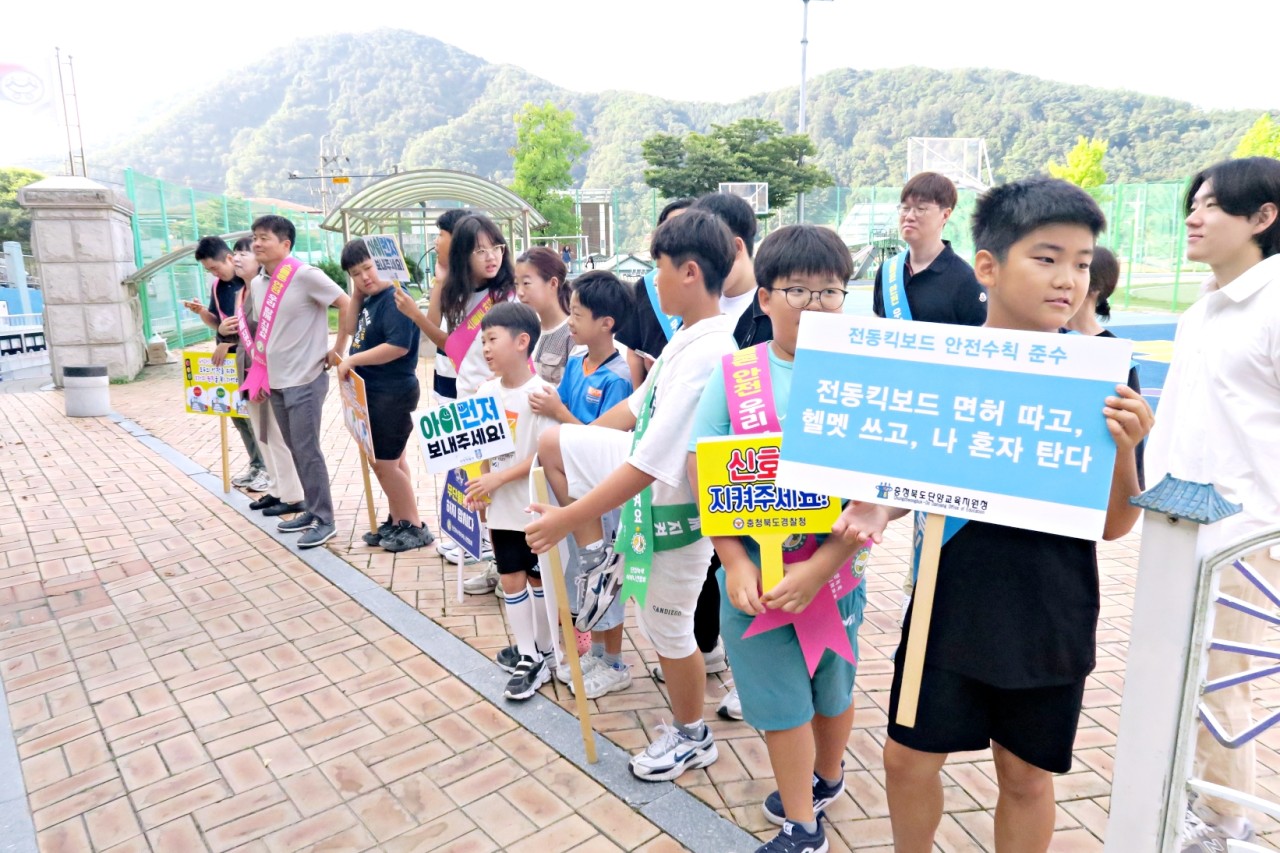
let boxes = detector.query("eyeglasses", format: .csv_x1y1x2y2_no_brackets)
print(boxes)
898,204,940,217
472,244,506,259
770,286,848,310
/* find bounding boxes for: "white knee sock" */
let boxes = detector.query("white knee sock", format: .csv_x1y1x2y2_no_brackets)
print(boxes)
504,586,538,659
531,585,552,656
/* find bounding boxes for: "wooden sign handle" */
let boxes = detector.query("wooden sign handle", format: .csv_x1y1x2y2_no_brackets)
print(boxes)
357,449,378,535
531,467,598,763
219,416,230,494
758,533,787,593
895,512,945,728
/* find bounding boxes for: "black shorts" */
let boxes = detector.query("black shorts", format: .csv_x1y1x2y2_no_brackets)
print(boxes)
433,372,457,400
490,528,539,577
367,383,420,462
887,657,1086,774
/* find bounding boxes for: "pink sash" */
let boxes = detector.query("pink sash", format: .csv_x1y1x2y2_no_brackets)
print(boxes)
241,257,301,400
443,291,497,371
721,343,855,573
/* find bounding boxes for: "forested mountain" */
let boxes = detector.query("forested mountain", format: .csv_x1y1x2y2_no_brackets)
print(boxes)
108,29,1263,213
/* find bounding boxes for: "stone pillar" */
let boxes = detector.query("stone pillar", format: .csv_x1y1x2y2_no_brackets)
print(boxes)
18,176,144,383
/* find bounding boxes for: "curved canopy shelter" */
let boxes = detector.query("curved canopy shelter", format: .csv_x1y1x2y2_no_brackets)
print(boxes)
320,169,548,253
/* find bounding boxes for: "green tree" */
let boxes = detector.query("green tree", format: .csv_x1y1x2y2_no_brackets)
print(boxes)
1047,137,1108,189
0,167,46,251
509,101,590,237
641,119,833,210
1234,114,1280,158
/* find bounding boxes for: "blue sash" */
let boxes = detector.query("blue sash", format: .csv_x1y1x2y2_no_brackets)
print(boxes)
643,269,682,341
884,251,912,321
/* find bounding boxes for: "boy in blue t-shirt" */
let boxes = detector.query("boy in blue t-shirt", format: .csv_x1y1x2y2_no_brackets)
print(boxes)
338,240,432,553
687,225,862,853
529,271,635,699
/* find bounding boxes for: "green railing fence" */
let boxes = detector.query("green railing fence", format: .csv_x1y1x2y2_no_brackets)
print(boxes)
612,181,1204,313
124,169,344,347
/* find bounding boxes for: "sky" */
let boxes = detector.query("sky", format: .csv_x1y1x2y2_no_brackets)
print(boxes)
2,0,1276,169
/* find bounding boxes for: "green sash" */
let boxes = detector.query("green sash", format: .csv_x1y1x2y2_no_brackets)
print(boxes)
617,357,701,607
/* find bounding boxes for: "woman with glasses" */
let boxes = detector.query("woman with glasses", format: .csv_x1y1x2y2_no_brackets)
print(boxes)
440,214,519,398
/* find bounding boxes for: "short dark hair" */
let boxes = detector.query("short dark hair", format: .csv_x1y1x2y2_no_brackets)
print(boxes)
901,172,958,210
572,271,633,329
658,198,694,226
193,236,230,262
1088,246,1120,320
340,239,372,272
232,236,253,253
1185,157,1280,259
649,209,736,295
754,225,853,291
251,215,296,248
693,192,758,257
972,177,1106,261
437,208,470,234
480,301,541,353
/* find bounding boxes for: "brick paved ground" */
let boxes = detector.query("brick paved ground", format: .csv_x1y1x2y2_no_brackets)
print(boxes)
3,351,1279,852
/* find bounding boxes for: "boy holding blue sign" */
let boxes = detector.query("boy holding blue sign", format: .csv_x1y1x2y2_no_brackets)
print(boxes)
835,178,1153,852
688,224,864,853
337,239,431,553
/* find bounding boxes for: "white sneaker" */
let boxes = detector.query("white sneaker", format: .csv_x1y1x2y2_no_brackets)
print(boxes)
630,721,717,781
703,641,728,674
574,661,632,699
716,682,743,721
1181,799,1255,852
247,470,272,492
231,465,259,488
462,563,499,595
555,654,605,684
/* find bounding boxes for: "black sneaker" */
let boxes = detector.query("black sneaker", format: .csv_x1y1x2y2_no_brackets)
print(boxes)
363,515,395,547
503,655,550,701
763,762,845,826
263,500,306,518
495,644,521,673
381,521,435,553
298,521,336,549
249,494,281,511
277,512,316,533
756,821,828,853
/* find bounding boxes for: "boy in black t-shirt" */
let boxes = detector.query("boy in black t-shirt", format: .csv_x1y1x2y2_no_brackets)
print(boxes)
835,178,1153,851
189,236,267,490
338,240,433,553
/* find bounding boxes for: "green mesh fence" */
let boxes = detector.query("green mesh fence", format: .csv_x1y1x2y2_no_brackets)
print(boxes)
608,181,1203,314
124,169,344,347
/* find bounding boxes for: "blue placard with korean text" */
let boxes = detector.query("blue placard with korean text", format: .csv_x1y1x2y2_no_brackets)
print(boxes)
440,467,482,560
776,314,1133,540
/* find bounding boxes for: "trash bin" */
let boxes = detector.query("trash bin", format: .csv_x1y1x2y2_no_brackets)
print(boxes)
63,365,110,417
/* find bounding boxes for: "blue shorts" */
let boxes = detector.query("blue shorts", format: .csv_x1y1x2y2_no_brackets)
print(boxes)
718,567,865,732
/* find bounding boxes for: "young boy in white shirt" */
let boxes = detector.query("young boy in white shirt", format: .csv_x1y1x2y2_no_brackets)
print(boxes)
526,210,739,780
463,302,559,701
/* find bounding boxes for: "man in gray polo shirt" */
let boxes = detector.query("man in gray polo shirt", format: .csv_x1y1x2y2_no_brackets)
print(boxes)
246,215,350,548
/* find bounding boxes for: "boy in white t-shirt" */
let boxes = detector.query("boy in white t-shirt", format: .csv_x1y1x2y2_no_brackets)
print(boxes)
464,302,558,701
526,210,739,780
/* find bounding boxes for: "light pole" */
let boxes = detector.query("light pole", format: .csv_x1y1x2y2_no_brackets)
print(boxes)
797,0,832,223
